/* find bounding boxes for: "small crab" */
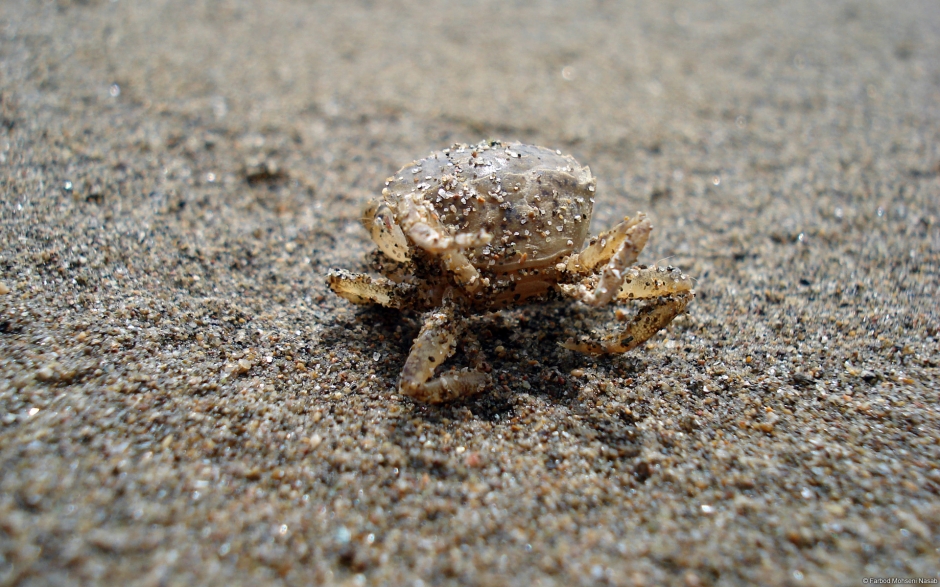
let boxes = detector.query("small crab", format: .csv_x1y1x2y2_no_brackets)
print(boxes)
328,141,694,403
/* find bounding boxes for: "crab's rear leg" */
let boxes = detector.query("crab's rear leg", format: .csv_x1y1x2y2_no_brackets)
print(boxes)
399,304,490,403
562,266,694,355
563,213,652,306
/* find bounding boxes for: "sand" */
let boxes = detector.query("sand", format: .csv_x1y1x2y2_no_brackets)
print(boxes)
1,0,938,585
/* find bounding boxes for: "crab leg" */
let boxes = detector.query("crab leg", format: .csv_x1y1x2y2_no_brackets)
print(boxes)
561,266,694,355
327,269,414,309
616,265,693,300
562,291,694,356
399,304,490,403
563,213,652,306
565,214,651,274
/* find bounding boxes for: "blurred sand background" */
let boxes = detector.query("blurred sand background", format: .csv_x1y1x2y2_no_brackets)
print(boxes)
1,0,939,585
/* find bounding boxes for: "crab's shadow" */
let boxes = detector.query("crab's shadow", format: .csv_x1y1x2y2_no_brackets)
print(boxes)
319,305,418,384
331,301,653,424
338,302,665,483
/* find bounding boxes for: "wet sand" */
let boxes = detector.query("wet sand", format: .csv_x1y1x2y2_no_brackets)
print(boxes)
1,0,938,585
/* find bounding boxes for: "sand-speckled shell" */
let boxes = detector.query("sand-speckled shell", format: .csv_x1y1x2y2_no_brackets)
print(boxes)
381,141,597,273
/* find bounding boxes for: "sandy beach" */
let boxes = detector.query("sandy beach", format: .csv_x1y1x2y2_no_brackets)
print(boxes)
1,0,938,585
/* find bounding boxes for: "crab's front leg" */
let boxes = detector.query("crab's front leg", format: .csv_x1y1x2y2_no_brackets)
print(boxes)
562,266,694,355
399,303,490,403
562,213,652,307
398,195,492,293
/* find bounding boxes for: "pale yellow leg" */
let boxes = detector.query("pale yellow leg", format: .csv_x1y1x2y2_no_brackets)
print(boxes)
565,213,651,273
562,291,693,356
561,265,694,356
561,214,653,307
399,305,490,403
327,269,413,308
616,265,693,300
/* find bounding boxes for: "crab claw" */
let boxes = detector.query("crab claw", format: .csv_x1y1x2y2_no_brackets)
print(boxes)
363,200,410,262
